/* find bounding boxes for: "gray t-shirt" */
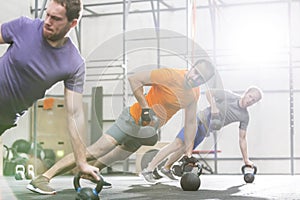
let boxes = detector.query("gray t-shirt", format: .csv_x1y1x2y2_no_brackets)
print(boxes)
0,17,85,123
199,90,249,131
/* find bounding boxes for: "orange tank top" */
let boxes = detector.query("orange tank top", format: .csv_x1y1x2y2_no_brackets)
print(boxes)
130,68,200,126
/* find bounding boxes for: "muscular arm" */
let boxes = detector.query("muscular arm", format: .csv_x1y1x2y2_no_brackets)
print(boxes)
183,101,198,157
64,88,99,180
239,129,253,166
128,70,152,108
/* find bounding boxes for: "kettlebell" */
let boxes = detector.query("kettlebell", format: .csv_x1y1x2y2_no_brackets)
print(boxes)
138,114,160,139
209,113,223,131
172,164,183,177
73,173,104,200
15,165,26,180
26,164,35,179
180,172,201,191
172,156,202,177
241,165,257,183
180,162,202,191
171,161,191,177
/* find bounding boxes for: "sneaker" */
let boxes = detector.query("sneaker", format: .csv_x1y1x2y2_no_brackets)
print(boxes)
152,168,163,180
160,167,178,180
140,169,157,184
26,175,56,195
102,179,112,189
87,174,112,189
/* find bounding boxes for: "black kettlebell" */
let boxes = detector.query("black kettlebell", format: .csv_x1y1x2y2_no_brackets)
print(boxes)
241,165,257,183
210,113,223,131
172,156,203,177
179,158,202,191
172,164,183,177
180,172,201,191
73,173,104,200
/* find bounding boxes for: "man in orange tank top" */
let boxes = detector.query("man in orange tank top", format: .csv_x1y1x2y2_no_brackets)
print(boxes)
28,59,216,193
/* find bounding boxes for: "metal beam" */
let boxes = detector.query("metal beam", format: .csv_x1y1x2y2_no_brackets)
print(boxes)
82,0,300,18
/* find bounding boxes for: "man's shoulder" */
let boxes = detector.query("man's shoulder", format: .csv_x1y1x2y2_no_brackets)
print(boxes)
2,16,41,30
18,16,42,25
151,68,185,82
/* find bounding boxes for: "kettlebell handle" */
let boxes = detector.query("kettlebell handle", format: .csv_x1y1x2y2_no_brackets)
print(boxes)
73,172,103,194
241,165,257,174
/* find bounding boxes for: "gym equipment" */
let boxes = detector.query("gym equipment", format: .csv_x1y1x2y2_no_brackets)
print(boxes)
43,148,56,161
28,142,45,159
174,156,202,191
26,164,35,179
180,172,201,191
73,173,104,200
209,113,223,131
15,165,26,180
141,108,156,125
172,164,183,177
241,165,257,183
12,139,31,154
172,156,202,177
3,145,28,176
138,108,159,136
138,115,160,139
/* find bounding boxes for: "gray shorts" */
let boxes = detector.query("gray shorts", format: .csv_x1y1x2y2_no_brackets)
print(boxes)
106,107,158,152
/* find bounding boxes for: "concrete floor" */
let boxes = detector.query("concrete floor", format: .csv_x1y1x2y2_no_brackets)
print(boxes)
1,174,300,200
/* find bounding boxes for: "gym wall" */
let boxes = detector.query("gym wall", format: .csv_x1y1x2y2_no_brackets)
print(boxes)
1,1,299,175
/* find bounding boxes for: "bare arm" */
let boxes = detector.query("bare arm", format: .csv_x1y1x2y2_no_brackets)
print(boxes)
64,88,99,180
205,90,219,113
183,101,198,157
0,24,6,44
128,70,152,109
239,129,253,166
205,90,214,105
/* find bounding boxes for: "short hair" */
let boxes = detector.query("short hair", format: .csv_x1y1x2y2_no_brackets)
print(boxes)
193,59,215,83
245,86,263,101
53,0,83,22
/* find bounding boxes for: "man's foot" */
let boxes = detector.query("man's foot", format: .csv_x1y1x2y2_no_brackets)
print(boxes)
152,168,163,180
140,168,157,184
102,179,112,189
160,167,178,180
26,175,56,195
86,174,112,189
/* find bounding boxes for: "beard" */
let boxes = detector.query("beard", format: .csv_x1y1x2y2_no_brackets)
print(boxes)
43,25,69,42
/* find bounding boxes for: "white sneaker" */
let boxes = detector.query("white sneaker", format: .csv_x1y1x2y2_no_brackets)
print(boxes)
160,167,178,180
140,169,157,184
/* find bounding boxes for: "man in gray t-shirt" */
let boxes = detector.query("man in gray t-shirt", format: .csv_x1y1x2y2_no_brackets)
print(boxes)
142,86,262,183
0,0,100,191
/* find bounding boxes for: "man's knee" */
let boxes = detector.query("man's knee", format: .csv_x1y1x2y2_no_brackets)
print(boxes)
102,133,119,145
87,134,118,158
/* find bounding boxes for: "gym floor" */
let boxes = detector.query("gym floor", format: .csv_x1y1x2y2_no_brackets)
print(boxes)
1,174,299,200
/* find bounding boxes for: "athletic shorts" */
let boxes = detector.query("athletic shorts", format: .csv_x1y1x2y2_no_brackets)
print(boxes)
106,107,158,152
176,122,208,149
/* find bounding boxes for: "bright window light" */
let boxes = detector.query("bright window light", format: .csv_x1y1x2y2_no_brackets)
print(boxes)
221,6,288,65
